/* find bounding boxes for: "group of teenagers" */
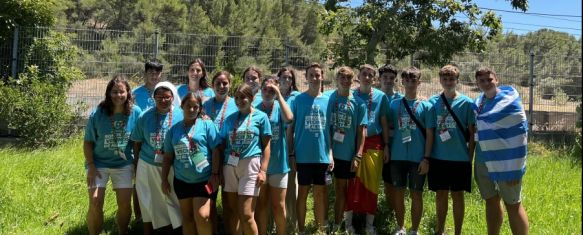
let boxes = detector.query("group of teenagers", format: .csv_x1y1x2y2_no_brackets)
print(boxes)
84,58,530,235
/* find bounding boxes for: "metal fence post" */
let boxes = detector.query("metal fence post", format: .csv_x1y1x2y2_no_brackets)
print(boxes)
154,30,159,59
284,37,289,67
11,25,19,79
528,50,535,136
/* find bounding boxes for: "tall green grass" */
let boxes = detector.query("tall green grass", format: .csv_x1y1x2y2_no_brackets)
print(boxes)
0,139,580,234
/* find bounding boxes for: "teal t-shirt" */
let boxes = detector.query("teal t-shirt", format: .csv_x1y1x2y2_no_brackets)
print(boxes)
328,91,368,161
163,119,221,183
251,92,263,106
388,97,432,163
202,96,238,130
256,102,290,174
385,92,404,144
130,107,184,166
84,105,142,168
290,92,332,164
427,94,476,162
132,85,155,112
219,110,272,162
177,85,215,102
353,88,390,137
285,91,301,103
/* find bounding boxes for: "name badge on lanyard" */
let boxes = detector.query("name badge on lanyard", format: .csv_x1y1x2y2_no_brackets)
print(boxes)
333,130,345,143
227,152,240,166
439,129,452,142
154,151,164,163
190,151,209,173
402,129,412,143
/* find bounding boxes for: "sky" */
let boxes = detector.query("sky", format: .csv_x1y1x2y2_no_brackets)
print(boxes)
344,0,582,38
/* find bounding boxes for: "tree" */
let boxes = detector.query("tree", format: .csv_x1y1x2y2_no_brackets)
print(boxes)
320,0,529,67
0,0,61,42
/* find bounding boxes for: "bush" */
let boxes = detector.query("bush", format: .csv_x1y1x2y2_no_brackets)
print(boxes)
0,31,84,147
574,102,582,159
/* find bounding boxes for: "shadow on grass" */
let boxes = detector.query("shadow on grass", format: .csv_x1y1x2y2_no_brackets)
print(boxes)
65,217,144,235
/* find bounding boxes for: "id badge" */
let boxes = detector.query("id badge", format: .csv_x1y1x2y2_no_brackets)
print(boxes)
190,151,209,173
154,153,164,163
439,130,452,142
402,129,412,143
117,150,127,161
227,152,240,166
333,131,345,143
474,133,479,141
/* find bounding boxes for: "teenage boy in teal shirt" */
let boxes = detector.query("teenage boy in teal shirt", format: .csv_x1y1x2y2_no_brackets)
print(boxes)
388,67,434,235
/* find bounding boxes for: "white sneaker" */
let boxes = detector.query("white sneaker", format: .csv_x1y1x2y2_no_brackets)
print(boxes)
408,230,419,235
345,226,356,235
393,228,407,235
365,226,377,235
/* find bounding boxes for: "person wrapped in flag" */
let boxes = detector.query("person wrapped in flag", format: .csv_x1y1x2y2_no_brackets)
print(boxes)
349,64,391,235
473,67,529,235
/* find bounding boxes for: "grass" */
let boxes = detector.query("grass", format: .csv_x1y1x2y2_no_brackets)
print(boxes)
0,139,580,234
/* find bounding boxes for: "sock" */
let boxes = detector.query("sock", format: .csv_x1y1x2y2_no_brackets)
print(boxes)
366,214,375,228
344,211,353,227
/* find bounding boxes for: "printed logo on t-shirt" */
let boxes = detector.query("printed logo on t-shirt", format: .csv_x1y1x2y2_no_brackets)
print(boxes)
399,113,417,130
103,133,129,149
304,104,326,136
271,122,280,141
230,130,255,150
438,114,456,130
174,141,191,168
331,103,352,130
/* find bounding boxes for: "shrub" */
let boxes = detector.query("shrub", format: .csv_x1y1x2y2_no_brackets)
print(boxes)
0,31,84,147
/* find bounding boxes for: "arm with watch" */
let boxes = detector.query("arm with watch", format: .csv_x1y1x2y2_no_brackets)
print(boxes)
418,127,434,175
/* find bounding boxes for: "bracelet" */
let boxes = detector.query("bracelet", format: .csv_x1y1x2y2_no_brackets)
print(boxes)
354,154,363,161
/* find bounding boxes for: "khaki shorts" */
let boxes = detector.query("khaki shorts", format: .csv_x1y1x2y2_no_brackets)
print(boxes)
223,156,261,196
474,161,523,205
87,164,133,189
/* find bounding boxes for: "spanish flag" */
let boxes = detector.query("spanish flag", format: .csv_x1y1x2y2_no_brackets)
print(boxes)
345,135,383,214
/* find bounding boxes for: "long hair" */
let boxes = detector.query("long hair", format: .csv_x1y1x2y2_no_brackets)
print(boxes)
99,74,134,116
243,66,263,82
277,67,298,96
187,58,210,89
181,91,205,119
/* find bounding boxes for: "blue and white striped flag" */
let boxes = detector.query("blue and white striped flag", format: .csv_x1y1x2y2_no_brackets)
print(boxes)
474,86,528,181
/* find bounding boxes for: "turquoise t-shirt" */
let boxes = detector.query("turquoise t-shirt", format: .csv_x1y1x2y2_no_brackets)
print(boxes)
163,119,221,183
427,94,476,162
132,85,155,112
251,91,263,106
219,110,272,162
256,102,290,174
388,97,432,163
353,88,390,137
385,92,404,144
84,105,142,168
130,107,184,166
177,85,215,102
285,90,301,104
290,92,332,164
328,91,368,161
202,96,238,130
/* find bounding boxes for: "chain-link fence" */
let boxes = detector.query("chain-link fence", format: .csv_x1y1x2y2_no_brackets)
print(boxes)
1,26,581,134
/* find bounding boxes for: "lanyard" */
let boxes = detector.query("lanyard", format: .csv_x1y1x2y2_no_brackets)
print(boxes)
184,119,198,152
398,99,420,128
212,96,230,129
154,109,173,150
231,110,253,151
333,93,352,131
357,88,373,120
189,87,205,98
438,100,450,128
109,115,127,151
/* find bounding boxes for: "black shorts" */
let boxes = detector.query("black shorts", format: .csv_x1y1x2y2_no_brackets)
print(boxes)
390,160,426,192
332,159,355,179
173,177,218,200
428,158,472,192
297,163,329,186
382,162,392,183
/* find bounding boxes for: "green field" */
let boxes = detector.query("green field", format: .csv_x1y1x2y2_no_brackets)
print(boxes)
0,138,580,234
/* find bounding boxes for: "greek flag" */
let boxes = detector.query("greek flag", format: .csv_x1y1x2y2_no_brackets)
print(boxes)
474,86,528,181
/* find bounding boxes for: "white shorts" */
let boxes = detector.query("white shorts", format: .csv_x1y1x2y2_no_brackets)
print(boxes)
267,173,289,189
223,157,261,196
136,159,182,229
88,164,133,189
